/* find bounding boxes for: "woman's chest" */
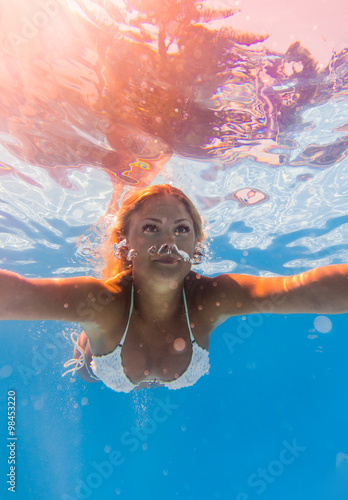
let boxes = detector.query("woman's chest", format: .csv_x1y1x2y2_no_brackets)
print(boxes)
120,317,196,383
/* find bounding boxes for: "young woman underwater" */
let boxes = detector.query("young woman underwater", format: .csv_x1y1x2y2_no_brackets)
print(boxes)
1,184,348,392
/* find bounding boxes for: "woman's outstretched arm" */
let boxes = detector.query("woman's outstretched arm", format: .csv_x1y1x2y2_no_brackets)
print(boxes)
208,263,348,321
0,270,117,325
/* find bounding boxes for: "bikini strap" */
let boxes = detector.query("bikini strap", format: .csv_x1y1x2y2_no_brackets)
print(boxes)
119,285,193,347
182,287,196,344
62,331,100,380
118,283,134,347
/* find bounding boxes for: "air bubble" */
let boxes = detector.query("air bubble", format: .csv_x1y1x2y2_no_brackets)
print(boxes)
81,248,92,256
336,452,348,467
147,243,192,262
314,316,332,333
174,338,186,351
33,397,45,410
169,280,178,290
0,365,12,379
126,249,138,261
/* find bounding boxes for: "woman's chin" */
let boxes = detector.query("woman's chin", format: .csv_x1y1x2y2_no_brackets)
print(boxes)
132,260,192,283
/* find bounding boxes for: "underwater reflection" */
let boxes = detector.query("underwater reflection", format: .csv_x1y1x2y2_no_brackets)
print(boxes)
0,0,347,214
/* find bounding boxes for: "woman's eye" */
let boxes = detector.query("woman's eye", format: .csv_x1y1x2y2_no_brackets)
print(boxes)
143,224,158,232
175,225,190,234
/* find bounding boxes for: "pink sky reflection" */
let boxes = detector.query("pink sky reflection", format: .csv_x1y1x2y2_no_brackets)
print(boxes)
207,0,347,67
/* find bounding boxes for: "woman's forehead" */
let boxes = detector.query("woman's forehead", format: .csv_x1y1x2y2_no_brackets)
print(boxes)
132,195,192,221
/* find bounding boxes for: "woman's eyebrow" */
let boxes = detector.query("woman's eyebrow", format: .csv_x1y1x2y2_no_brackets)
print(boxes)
175,218,191,223
140,217,191,224
141,217,162,223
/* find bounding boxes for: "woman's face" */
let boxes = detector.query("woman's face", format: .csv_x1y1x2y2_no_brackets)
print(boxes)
126,195,196,285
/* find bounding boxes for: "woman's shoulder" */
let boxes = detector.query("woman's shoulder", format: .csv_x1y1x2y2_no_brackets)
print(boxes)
184,271,253,308
103,269,133,292
184,271,221,303
184,271,226,291
185,270,258,290
183,271,232,339
82,271,132,343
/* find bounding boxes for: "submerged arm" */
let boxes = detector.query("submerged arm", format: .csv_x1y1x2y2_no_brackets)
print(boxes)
0,269,116,325
211,263,348,319
252,264,348,314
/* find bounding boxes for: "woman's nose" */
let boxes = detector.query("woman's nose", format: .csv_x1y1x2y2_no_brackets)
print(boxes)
157,241,175,254
161,231,176,244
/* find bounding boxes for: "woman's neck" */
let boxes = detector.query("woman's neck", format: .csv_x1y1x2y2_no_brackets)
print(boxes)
131,275,185,322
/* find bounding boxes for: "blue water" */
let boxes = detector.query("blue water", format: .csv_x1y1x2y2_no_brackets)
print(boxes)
1,1,348,499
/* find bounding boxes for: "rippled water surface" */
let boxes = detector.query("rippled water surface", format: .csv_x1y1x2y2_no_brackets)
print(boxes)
0,1,348,499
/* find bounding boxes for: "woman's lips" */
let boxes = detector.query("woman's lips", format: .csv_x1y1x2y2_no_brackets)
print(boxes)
154,258,178,264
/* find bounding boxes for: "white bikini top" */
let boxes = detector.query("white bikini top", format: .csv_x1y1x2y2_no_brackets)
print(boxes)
90,284,210,392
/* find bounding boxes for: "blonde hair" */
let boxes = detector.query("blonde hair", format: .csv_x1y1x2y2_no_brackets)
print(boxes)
102,184,205,278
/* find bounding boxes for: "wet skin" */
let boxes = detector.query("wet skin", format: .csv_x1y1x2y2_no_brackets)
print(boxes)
78,195,216,386
76,268,223,386
73,196,348,385
2,196,348,387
